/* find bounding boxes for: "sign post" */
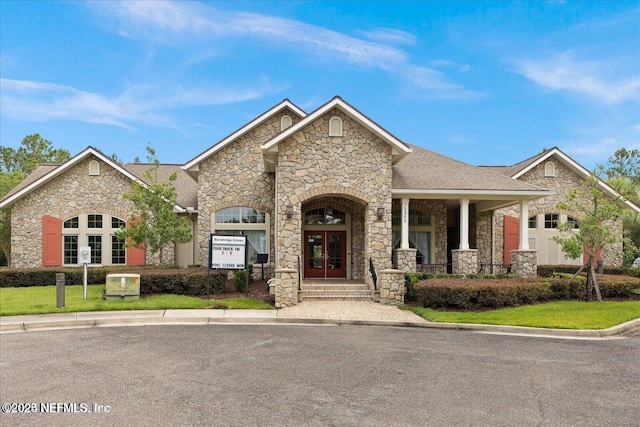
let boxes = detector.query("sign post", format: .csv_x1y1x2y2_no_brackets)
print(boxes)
208,234,249,294
79,246,91,300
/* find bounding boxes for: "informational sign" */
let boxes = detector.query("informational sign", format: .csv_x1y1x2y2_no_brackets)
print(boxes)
209,234,247,270
79,246,91,265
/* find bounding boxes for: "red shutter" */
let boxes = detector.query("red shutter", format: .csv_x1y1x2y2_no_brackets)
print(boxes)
42,215,62,266
126,217,146,266
503,215,520,265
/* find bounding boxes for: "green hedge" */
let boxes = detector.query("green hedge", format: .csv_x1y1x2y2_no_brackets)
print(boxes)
537,264,640,277
0,267,227,295
413,277,640,310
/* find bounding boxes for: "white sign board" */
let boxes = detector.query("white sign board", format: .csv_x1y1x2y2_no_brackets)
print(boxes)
79,246,91,264
209,235,247,270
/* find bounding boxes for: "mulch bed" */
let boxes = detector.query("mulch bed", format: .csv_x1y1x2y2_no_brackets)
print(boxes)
198,279,274,305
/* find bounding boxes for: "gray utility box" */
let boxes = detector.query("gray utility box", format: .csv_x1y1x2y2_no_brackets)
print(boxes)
105,274,140,300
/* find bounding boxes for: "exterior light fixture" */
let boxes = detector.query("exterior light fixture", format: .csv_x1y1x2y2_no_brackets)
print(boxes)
285,203,294,220
377,206,385,221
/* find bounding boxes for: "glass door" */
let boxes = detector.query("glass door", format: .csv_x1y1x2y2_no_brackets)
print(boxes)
303,231,346,279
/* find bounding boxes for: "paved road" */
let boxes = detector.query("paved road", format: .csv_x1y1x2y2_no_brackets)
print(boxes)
1,325,639,426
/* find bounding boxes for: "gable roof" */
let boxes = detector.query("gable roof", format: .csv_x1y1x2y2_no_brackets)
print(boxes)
483,147,640,214
183,99,306,175
260,96,412,172
124,163,198,210
0,147,191,212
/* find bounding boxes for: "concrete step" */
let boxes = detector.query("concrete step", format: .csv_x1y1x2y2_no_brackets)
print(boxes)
299,282,372,301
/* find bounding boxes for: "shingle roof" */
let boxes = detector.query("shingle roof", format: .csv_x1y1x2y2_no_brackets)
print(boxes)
479,149,552,178
1,164,60,201
124,164,198,210
393,144,547,192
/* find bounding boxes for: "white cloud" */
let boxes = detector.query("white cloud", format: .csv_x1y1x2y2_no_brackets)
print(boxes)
514,51,640,104
448,134,474,145
89,0,478,100
0,78,279,129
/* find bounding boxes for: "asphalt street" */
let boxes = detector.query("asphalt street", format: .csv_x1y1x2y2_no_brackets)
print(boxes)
1,325,639,426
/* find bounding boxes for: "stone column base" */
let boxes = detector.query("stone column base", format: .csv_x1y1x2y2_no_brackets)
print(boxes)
378,269,405,305
451,249,478,275
393,248,417,272
273,268,299,308
510,250,537,277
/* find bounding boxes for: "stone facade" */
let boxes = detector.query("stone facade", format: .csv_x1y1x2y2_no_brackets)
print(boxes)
511,250,537,277
10,157,138,268
451,249,478,275
494,156,624,267
394,248,417,272
378,269,405,305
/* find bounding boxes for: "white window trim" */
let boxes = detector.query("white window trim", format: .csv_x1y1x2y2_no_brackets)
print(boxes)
329,116,343,137
544,161,555,177
61,214,127,266
212,209,271,263
89,160,100,176
281,115,292,131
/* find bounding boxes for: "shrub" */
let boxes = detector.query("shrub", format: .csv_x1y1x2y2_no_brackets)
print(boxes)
234,270,248,292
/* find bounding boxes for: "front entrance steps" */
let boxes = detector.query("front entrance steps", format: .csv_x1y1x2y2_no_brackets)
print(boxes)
299,279,372,301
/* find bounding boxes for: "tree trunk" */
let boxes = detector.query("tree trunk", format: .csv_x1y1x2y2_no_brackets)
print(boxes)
585,260,593,301
590,265,602,302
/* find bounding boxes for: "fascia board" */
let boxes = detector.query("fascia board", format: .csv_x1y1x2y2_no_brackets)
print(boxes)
183,100,306,171
391,189,552,200
261,97,412,158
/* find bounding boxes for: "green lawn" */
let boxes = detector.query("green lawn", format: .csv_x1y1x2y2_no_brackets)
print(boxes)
0,285,274,316
409,300,640,329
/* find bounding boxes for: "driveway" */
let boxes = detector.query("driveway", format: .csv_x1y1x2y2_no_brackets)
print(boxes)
1,325,639,426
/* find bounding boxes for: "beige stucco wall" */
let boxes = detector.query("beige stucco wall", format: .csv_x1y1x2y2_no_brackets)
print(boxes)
275,108,394,278
494,156,624,267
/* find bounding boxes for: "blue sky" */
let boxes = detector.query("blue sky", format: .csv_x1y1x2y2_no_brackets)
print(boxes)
1,1,638,169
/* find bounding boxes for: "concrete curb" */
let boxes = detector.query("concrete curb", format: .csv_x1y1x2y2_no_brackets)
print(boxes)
1,310,639,338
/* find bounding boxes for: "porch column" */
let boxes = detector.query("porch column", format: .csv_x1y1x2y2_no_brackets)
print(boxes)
459,198,469,250
519,199,529,250
401,198,409,249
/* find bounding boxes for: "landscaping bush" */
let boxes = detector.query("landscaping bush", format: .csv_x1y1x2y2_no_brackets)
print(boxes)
234,270,248,292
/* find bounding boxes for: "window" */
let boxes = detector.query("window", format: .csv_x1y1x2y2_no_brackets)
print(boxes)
528,216,537,229
88,235,102,264
213,207,270,264
88,214,103,228
392,209,431,226
112,217,126,229
391,208,433,265
89,160,100,176
545,213,559,229
111,236,126,264
329,116,343,136
64,235,78,264
64,217,79,228
62,214,129,266
544,161,555,177
567,216,579,229
304,208,346,225
281,115,292,131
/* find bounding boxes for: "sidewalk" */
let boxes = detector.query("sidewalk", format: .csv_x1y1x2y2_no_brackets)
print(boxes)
1,301,639,339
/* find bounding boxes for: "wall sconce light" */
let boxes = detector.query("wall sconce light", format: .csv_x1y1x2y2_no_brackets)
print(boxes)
285,203,294,220
377,206,385,221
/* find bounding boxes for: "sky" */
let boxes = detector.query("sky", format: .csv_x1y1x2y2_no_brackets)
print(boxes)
1,1,639,169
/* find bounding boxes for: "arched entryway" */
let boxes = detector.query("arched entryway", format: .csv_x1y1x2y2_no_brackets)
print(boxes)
301,196,366,281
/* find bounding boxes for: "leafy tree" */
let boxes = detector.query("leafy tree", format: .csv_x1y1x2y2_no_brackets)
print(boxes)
0,134,70,266
554,157,637,301
114,144,192,266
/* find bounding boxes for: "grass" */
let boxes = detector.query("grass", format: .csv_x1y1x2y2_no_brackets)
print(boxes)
0,285,274,316
409,300,640,330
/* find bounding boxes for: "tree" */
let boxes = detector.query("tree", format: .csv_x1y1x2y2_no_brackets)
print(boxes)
554,157,637,301
114,144,192,266
0,134,70,266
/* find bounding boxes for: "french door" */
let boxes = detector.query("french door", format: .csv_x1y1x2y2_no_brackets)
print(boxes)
303,231,346,279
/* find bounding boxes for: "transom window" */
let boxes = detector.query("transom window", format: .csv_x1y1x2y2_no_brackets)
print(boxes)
567,216,579,229
304,208,346,225
528,216,537,229
545,213,559,229
215,207,266,224
88,214,103,228
112,217,126,229
392,209,432,226
64,217,79,228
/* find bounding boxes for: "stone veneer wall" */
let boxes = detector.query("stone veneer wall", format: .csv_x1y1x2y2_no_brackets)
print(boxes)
196,109,301,268
476,211,493,266
451,249,478,275
494,156,624,267
394,248,417,272
275,109,393,305
511,250,537,277
10,157,136,268
378,269,405,305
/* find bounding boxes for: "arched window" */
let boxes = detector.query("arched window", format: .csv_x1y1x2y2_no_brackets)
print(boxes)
567,216,579,229
329,116,343,136
213,207,270,263
280,115,292,131
89,160,100,176
528,216,537,229
304,207,346,225
544,161,555,177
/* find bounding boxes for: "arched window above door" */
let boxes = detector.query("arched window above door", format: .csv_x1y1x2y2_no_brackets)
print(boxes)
304,208,346,225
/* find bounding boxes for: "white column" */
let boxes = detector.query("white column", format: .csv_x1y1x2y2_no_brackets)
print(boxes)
459,199,469,250
401,198,409,249
519,199,529,250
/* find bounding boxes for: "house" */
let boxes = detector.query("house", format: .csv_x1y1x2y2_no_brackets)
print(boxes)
2,96,634,307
